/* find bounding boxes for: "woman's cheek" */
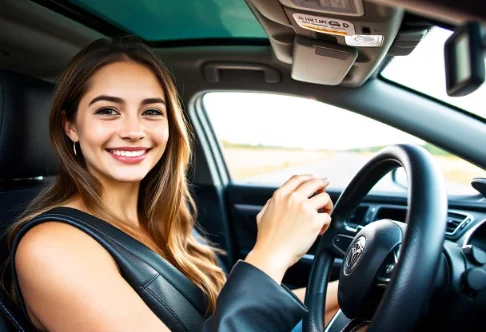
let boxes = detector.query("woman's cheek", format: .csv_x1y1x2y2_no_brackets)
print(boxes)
157,125,169,145
88,120,117,139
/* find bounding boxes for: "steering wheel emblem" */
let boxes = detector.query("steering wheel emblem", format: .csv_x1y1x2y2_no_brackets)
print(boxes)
345,236,366,273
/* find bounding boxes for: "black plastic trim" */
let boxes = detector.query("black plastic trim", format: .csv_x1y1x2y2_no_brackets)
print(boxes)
30,0,129,37
379,75,486,126
401,12,456,31
227,182,486,210
197,95,232,183
150,38,270,48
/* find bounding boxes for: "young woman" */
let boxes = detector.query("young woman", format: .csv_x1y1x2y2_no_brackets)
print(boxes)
6,37,338,331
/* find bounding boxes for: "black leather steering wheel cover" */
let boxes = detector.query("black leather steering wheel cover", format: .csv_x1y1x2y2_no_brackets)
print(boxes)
303,144,448,332
304,250,334,332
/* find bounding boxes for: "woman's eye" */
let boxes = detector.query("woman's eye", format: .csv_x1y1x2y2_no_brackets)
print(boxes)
95,108,119,115
143,109,164,116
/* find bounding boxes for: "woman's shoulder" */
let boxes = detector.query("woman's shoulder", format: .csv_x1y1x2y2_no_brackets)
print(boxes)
14,203,121,290
13,213,168,331
15,221,120,299
16,215,118,274
16,200,109,259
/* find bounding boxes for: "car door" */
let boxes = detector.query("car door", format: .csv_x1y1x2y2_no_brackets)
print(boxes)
190,90,486,290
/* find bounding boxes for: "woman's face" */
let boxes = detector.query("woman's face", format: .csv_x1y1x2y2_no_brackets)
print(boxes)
64,61,169,184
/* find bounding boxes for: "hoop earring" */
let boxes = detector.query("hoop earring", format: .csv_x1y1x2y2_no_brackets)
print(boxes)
73,142,77,155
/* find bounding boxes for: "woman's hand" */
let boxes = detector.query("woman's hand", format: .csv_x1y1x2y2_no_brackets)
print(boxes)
245,175,333,284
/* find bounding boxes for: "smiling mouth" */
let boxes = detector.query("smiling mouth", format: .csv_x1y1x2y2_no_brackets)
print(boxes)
105,148,152,164
106,148,150,157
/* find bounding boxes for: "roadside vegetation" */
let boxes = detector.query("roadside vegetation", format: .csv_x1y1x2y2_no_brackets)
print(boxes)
220,140,484,188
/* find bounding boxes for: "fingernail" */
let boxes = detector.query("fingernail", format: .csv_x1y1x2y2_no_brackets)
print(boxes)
323,178,329,184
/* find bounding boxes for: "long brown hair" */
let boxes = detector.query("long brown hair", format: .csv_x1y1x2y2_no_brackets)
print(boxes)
6,37,226,312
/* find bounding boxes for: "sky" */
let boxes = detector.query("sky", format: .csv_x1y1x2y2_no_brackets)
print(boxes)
204,92,423,150
204,27,485,151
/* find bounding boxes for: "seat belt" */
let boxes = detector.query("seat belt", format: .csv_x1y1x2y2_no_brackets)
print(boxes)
10,207,208,332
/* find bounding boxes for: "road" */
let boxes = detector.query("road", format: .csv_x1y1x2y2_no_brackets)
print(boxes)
243,152,472,195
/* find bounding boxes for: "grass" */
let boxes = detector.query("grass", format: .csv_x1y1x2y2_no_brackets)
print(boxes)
220,144,328,179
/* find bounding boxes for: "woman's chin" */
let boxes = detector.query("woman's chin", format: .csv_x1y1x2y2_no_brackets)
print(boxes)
109,171,148,183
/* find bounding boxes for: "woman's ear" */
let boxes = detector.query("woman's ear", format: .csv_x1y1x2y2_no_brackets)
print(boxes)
61,111,78,142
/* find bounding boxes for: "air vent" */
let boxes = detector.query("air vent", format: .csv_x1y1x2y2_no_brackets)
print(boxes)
446,212,473,236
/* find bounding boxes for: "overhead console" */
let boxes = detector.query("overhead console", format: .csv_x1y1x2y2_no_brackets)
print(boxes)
245,0,427,87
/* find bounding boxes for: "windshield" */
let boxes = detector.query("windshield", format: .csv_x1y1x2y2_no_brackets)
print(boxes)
381,26,486,120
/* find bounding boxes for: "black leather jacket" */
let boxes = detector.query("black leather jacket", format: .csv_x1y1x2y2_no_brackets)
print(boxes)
204,260,307,331
11,207,307,331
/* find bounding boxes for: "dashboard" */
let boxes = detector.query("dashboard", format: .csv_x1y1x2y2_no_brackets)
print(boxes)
464,217,486,252
346,201,486,246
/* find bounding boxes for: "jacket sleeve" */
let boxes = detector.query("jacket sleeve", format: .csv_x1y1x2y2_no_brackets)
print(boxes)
202,260,308,331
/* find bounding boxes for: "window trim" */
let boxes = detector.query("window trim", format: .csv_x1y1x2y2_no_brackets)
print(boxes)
379,74,486,126
31,0,129,37
189,92,231,187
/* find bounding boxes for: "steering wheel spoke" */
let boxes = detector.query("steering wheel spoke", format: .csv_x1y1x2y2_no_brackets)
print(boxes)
331,233,355,257
375,245,400,288
320,219,359,258
326,315,371,332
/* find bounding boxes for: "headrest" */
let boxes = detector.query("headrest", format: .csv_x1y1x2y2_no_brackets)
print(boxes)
0,70,59,180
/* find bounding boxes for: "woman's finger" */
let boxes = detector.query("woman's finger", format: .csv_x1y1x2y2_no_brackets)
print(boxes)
256,198,271,225
275,174,314,196
319,213,332,236
295,178,329,198
308,191,332,212
322,194,334,214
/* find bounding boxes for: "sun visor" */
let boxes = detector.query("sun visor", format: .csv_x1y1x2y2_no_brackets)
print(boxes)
291,36,358,85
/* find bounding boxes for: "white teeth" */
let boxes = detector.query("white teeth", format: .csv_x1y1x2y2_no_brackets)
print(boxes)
110,149,146,157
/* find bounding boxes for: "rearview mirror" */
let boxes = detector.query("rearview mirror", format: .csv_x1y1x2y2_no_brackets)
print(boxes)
444,22,485,97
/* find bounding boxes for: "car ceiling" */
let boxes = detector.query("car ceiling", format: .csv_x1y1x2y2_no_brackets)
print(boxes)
0,0,486,173
0,0,442,84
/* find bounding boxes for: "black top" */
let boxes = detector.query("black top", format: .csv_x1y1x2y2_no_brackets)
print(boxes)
10,207,307,331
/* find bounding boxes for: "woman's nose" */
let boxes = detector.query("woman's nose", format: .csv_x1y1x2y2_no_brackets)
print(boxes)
120,117,146,141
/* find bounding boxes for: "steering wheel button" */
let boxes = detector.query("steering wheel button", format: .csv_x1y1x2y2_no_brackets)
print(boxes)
465,268,486,292
333,235,354,254
463,245,486,265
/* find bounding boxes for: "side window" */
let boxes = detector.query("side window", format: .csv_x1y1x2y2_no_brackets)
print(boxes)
202,92,484,195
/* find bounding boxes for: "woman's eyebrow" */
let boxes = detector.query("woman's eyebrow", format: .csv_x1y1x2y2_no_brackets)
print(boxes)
141,98,166,106
89,95,123,106
88,95,166,106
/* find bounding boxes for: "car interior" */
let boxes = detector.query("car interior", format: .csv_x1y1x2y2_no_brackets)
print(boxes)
0,0,486,331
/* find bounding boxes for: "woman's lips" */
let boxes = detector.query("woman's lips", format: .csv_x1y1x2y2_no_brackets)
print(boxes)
106,148,151,164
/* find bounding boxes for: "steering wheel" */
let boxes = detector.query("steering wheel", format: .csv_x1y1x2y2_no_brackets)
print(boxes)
303,144,448,332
